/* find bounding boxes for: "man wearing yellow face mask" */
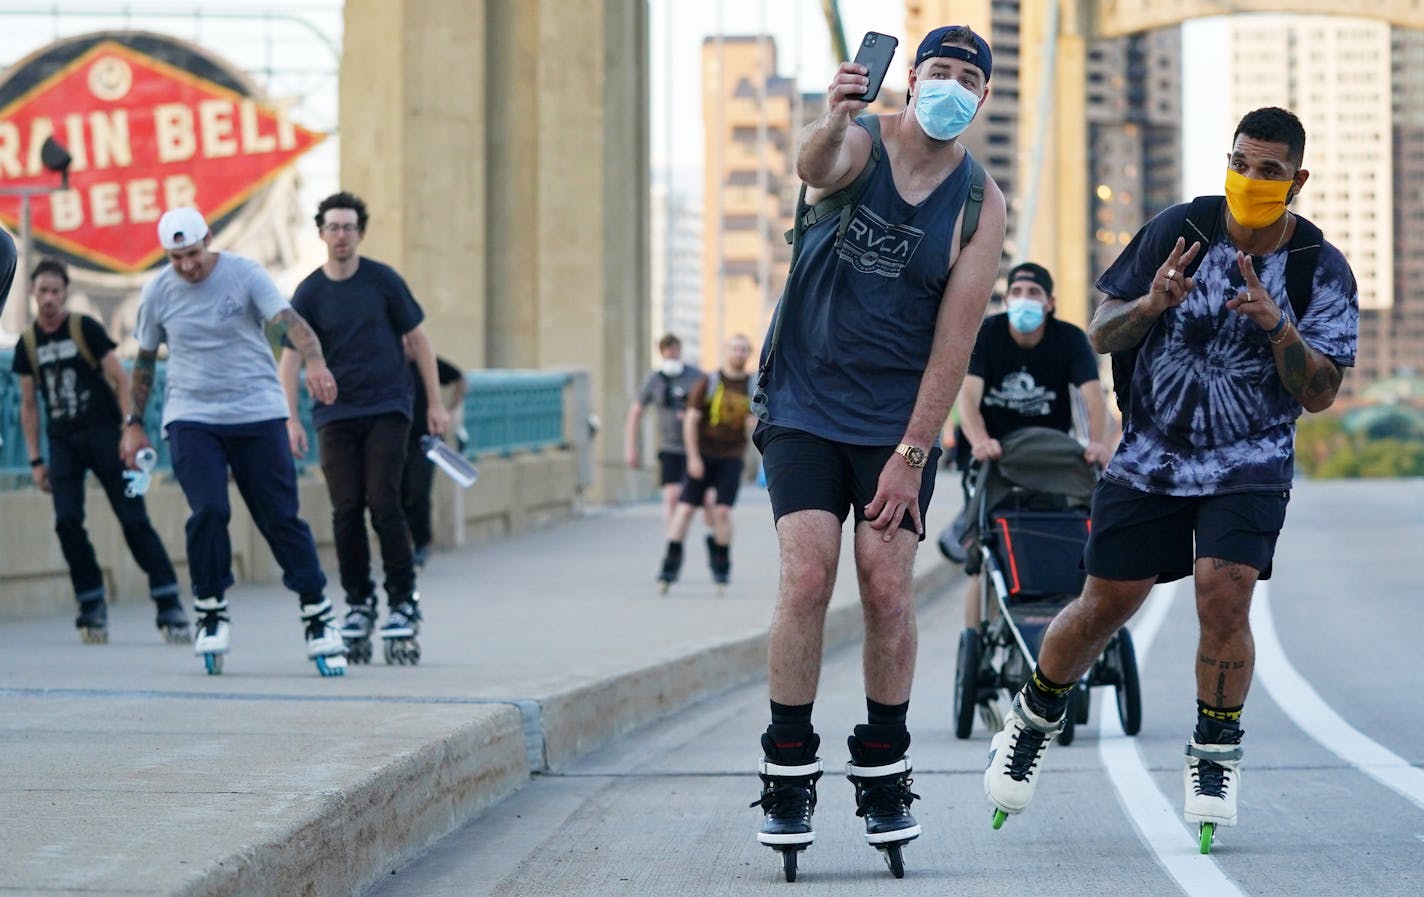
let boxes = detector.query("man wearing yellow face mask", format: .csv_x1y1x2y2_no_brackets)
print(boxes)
983,107,1359,848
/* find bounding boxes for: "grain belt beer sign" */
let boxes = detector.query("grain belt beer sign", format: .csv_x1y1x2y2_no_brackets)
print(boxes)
0,32,324,274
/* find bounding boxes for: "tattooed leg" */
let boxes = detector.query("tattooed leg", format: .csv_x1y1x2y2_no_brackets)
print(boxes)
1194,558,1258,708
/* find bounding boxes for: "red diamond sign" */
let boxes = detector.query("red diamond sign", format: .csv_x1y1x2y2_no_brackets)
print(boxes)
0,34,325,274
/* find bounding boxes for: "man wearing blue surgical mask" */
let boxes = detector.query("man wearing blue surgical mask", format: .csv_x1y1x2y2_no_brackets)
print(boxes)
749,25,1007,865
948,261,1110,628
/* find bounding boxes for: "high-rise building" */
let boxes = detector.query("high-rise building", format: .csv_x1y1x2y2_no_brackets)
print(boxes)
1226,15,1394,396
700,35,801,371
1389,26,1424,383
650,179,705,364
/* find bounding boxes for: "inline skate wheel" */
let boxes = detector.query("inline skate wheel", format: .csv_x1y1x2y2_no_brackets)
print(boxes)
882,843,905,878
992,808,1008,830
316,655,347,677
204,653,223,675
1199,822,1214,854
781,847,797,883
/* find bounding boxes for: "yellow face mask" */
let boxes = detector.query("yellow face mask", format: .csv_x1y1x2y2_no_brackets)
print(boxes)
1224,169,1293,229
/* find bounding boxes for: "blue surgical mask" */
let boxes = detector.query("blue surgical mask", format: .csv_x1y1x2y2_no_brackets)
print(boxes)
914,79,981,141
1006,299,1046,334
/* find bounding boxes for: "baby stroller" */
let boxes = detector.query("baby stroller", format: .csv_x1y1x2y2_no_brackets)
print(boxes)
951,427,1141,746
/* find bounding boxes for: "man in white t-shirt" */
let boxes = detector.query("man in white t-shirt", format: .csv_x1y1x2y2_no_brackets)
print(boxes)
119,207,349,677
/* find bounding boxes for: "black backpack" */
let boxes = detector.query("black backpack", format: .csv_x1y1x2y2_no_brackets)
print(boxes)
1109,196,1322,415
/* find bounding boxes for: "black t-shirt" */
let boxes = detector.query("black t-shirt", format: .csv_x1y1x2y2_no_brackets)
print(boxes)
286,257,425,429
967,313,1099,442
10,314,121,437
409,357,464,438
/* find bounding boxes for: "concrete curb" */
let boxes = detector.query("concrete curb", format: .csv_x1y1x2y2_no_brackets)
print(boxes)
173,560,962,897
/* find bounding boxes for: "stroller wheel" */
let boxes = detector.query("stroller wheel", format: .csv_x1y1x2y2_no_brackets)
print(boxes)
953,628,981,739
1114,628,1143,735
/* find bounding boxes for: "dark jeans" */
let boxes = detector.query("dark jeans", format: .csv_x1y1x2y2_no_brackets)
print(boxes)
167,418,326,601
48,424,178,605
401,431,435,549
318,412,415,604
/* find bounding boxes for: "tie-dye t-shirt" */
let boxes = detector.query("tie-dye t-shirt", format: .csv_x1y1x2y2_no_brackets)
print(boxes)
1096,203,1359,496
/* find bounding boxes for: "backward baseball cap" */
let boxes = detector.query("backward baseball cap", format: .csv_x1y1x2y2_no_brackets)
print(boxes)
158,207,209,251
915,26,992,82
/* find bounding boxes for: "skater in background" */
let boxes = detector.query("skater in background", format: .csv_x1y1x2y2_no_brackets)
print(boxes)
749,25,1004,866
121,207,348,675
626,333,706,519
13,257,186,644
279,191,448,659
656,333,754,592
984,108,1359,844
400,344,467,568
947,261,1109,626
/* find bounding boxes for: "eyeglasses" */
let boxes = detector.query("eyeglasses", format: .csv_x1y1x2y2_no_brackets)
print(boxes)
321,223,359,234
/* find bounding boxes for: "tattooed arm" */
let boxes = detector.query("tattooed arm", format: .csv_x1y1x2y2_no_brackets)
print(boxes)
119,350,158,466
275,308,338,405
1267,323,1342,413
1088,237,1202,354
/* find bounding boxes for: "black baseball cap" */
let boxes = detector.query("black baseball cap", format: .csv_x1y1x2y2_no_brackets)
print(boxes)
915,26,992,82
1008,262,1053,296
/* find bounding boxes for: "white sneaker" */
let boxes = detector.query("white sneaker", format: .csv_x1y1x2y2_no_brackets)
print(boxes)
984,692,1063,816
1184,739,1242,827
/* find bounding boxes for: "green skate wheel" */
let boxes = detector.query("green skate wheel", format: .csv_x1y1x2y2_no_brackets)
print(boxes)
992,809,1008,829
1199,822,1214,854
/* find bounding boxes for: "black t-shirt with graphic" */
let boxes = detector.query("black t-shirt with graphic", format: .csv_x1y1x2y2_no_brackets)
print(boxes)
967,313,1099,441
10,314,121,437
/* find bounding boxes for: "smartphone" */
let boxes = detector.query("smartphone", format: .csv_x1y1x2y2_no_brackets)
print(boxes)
852,31,899,103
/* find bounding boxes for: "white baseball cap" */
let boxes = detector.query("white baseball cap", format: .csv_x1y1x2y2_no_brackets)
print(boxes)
157,207,209,251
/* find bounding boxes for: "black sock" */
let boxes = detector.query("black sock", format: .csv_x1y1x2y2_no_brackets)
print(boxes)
1195,701,1244,744
1022,666,1074,722
866,697,909,727
770,700,813,729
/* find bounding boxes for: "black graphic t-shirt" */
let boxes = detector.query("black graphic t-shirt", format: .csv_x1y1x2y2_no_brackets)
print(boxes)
967,313,1099,441
10,314,120,437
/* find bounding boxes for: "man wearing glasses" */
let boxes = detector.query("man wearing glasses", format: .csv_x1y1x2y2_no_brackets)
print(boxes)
279,192,449,662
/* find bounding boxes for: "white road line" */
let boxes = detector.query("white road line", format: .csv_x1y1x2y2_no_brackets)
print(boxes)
1252,583,1424,812
1096,580,1251,897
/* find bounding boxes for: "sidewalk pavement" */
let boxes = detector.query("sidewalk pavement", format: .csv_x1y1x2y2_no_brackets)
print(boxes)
0,474,964,897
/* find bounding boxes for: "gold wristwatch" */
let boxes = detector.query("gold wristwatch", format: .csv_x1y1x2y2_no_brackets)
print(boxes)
895,443,928,469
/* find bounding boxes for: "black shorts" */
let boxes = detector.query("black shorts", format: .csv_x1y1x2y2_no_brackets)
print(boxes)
754,423,942,539
1084,479,1291,583
680,456,744,507
657,450,686,487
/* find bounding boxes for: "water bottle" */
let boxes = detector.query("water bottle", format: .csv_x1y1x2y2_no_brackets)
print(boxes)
124,447,158,498
421,434,478,488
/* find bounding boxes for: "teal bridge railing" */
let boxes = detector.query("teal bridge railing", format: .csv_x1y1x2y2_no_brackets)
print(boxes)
0,349,567,485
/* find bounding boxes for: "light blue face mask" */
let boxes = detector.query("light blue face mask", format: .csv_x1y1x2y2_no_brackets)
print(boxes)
1006,299,1046,334
914,78,981,141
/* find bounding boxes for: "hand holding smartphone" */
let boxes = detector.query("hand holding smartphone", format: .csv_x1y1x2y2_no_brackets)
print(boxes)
852,32,899,103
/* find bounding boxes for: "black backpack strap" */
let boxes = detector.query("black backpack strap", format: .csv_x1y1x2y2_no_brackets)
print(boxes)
1180,195,1223,278
959,157,985,250
784,114,883,246
1282,215,1322,321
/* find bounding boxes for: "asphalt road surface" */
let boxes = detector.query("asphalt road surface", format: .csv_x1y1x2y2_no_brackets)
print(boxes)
366,479,1424,896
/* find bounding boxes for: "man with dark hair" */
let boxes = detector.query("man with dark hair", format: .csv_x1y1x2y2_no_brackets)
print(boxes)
985,106,1359,847
749,24,1006,868
279,191,448,664
949,260,1109,625
122,207,347,676
13,257,185,644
